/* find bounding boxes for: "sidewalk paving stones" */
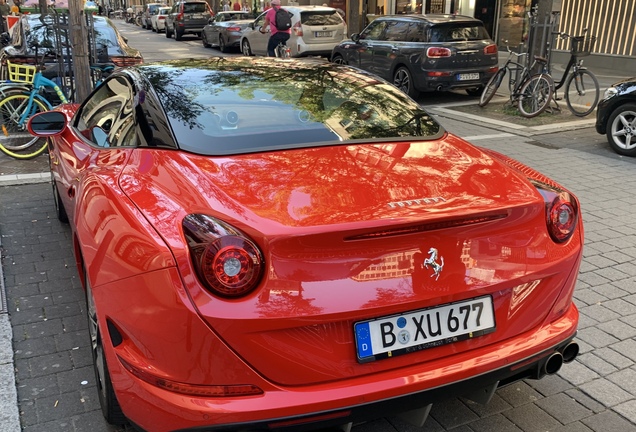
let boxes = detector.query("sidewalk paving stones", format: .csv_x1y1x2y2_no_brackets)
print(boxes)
2,99,636,431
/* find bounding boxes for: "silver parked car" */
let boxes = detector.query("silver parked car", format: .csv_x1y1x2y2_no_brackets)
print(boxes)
240,5,346,57
202,11,253,52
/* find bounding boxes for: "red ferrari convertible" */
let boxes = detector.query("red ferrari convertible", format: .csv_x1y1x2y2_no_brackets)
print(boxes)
28,57,582,432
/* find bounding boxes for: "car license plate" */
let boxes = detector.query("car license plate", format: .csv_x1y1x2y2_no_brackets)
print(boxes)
315,31,333,37
457,73,480,81
191,14,204,18
354,295,495,362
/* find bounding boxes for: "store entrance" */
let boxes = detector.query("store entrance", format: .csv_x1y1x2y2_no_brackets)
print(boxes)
474,0,497,39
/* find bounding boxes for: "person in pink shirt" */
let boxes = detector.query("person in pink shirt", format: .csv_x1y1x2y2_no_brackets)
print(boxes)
259,0,291,56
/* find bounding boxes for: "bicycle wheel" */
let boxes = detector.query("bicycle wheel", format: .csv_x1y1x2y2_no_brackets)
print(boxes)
479,69,506,107
0,94,49,160
518,74,553,118
565,69,599,117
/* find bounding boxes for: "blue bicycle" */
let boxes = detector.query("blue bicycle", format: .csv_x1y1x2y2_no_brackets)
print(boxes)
0,58,114,159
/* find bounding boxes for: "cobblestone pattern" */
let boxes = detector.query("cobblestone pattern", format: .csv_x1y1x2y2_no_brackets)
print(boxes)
2,120,636,431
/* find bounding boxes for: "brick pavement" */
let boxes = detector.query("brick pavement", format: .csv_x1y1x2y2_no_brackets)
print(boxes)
2,116,636,431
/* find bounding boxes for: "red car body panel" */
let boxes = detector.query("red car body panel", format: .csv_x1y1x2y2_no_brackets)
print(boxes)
38,61,582,431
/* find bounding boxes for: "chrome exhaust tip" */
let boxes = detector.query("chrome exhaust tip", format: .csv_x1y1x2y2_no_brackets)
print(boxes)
562,341,579,363
544,352,564,375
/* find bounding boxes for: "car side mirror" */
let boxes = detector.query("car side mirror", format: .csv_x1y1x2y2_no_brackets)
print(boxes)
249,22,254,29
27,111,67,136
351,33,360,42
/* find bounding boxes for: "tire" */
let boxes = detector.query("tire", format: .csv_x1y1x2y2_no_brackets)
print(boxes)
479,69,506,107
241,39,252,56
175,26,183,41
331,54,346,65
0,94,49,160
85,271,127,425
202,32,210,48
517,74,552,118
51,177,68,223
565,69,600,117
219,35,228,53
165,24,173,38
393,66,419,99
606,103,636,156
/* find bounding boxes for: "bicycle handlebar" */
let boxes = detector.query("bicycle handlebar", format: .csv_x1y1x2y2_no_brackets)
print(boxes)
554,28,590,39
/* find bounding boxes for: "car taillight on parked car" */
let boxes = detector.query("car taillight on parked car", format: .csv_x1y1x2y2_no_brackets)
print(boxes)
110,56,144,67
532,181,579,243
292,21,303,36
484,44,498,55
176,12,184,21
226,26,241,32
427,47,452,58
183,214,264,298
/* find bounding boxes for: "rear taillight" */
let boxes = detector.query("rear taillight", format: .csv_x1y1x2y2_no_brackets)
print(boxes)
158,16,165,21
484,43,498,55
532,181,579,243
427,47,452,58
110,56,144,67
183,214,264,298
227,26,241,32
292,21,302,36
176,12,183,21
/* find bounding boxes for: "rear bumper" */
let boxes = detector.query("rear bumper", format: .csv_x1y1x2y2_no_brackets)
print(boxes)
294,39,339,57
111,303,578,432
416,67,498,92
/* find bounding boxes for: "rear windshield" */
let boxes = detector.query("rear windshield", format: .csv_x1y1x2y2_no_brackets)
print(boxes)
183,3,208,13
429,23,490,42
300,11,342,25
141,59,442,156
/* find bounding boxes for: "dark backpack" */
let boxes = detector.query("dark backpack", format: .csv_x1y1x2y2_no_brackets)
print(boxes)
274,6,292,30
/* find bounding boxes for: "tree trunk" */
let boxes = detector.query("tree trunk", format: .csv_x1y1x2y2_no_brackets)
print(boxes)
69,0,91,102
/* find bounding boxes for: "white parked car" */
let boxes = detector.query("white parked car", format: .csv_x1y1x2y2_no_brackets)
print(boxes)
240,5,346,57
151,6,172,32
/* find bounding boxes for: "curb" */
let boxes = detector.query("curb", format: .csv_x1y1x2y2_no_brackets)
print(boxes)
0,172,50,187
427,99,596,138
0,234,21,432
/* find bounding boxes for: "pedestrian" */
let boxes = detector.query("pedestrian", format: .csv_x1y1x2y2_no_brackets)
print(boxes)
241,0,250,12
222,0,230,11
0,0,10,33
232,0,240,11
259,0,290,57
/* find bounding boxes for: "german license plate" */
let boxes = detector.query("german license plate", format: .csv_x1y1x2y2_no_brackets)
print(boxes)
354,295,495,362
315,31,333,37
457,73,480,81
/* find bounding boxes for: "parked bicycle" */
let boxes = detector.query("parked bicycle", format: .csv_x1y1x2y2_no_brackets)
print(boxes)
479,45,553,118
0,53,114,160
549,30,599,117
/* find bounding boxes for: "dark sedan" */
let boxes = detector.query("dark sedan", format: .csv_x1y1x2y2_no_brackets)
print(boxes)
595,77,636,156
201,11,252,53
331,14,498,98
0,13,143,81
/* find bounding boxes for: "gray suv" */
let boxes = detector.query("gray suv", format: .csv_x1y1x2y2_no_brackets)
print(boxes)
331,14,498,98
165,1,213,40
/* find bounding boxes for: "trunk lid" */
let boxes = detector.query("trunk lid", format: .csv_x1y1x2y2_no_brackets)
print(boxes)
121,137,581,387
